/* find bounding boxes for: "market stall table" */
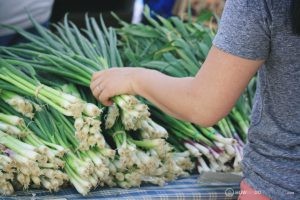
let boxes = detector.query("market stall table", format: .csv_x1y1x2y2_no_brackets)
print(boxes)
0,175,240,200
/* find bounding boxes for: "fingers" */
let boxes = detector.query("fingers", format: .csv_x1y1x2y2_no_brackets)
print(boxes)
98,90,113,106
92,84,103,98
90,75,103,91
90,74,114,106
94,84,113,106
91,68,127,106
91,77,102,91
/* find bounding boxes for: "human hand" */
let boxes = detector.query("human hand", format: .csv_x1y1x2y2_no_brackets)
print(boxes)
90,67,141,106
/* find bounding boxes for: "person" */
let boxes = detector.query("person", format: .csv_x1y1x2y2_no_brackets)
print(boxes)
0,0,54,46
144,0,176,18
90,0,300,199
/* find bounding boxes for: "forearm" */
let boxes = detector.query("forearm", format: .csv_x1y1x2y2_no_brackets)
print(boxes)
132,68,209,125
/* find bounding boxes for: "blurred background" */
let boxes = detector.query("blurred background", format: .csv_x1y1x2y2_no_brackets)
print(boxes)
50,0,135,28
50,0,225,26
0,0,225,46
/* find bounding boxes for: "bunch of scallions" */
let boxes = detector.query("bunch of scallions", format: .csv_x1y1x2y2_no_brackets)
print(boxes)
0,8,255,195
0,100,68,195
0,59,102,151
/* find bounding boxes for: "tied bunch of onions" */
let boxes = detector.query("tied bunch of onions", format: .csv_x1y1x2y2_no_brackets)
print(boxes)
0,112,30,138
0,126,68,192
105,101,168,139
106,120,193,188
32,104,116,195
59,84,104,151
113,95,150,131
0,59,102,151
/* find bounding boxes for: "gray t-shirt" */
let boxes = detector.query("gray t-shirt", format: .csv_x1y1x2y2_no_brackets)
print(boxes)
213,0,300,199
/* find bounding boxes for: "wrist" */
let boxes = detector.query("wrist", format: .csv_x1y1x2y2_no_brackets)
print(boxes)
130,67,144,95
130,67,155,96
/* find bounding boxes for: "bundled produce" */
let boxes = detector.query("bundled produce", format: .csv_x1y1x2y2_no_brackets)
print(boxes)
0,93,190,195
0,7,255,196
0,102,68,194
0,59,102,151
32,107,114,195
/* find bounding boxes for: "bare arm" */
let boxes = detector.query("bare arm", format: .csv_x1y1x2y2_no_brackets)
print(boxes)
91,46,264,127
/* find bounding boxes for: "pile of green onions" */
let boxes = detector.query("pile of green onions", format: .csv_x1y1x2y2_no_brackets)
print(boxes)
0,93,192,195
0,9,255,196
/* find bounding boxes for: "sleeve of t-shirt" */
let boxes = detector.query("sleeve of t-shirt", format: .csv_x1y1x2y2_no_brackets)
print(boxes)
213,0,271,60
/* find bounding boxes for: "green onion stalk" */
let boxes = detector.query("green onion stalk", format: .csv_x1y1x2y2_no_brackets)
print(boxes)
225,118,245,172
0,89,40,119
50,100,104,151
138,117,169,139
149,106,214,146
0,112,29,138
107,121,149,187
104,103,120,129
229,105,250,142
35,80,104,151
0,150,15,195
